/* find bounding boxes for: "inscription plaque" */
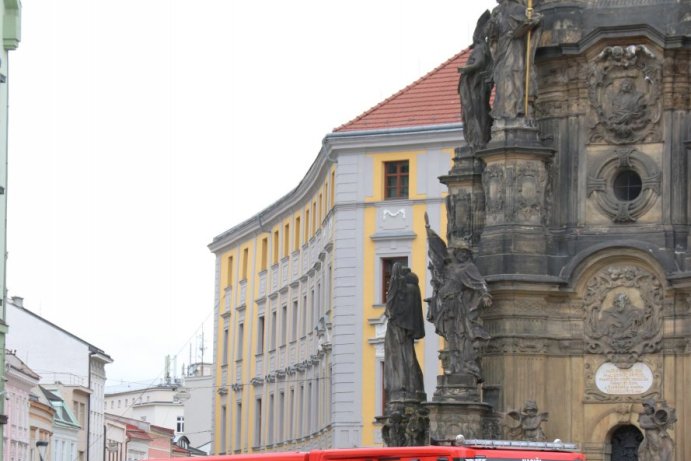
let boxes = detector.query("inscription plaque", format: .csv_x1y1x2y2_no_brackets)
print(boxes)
595,362,653,395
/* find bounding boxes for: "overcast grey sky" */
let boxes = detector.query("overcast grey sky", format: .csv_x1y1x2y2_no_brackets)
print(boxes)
6,0,497,389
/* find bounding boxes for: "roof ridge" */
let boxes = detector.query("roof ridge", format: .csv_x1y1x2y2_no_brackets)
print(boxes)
334,47,471,132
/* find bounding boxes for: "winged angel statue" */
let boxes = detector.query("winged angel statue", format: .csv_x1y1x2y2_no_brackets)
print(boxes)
424,213,492,378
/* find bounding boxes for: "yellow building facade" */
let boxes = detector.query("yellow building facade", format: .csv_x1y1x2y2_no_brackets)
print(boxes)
209,50,469,453
209,140,459,453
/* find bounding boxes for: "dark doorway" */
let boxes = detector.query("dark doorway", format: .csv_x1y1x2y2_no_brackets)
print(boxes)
611,425,643,461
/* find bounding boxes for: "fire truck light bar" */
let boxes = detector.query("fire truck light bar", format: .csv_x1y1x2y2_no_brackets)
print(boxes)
458,439,578,451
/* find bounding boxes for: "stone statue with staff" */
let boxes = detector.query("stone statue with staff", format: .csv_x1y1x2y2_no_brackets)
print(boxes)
486,0,542,123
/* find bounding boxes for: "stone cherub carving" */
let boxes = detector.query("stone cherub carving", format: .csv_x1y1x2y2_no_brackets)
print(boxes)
638,399,676,461
425,214,492,379
506,400,549,441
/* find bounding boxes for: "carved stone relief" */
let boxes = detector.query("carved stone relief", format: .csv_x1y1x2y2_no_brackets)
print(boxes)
583,265,663,367
515,163,547,224
587,44,662,144
482,159,550,227
446,191,472,243
587,148,661,223
483,164,505,223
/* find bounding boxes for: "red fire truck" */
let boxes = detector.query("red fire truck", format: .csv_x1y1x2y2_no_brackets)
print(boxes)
155,439,585,461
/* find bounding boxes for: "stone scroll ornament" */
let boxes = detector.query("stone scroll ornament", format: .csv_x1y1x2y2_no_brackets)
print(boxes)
588,45,662,144
583,266,663,368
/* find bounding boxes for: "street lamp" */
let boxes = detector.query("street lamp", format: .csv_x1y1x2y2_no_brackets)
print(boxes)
36,440,49,461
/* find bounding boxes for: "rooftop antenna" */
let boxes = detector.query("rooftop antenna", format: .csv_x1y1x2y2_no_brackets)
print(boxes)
164,355,171,385
199,327,206,376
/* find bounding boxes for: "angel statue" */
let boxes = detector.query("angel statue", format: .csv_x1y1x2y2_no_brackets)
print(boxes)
638,399,677,461
425,213,492,379
506,400,549,441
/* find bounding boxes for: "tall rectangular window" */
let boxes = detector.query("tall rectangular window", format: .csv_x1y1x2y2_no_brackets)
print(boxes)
384,160,409,199
236,323,244,360
316,283,322,319
260,237,268,271
318,193,323,223
256,316,265,355
291,300,298,341
272,230,279,265
241,248,249,281
280,304,287,347
268,394,275,445
295,216,301,248
279,391,285,442
326,265,332,312
382,257,408,303
309,289,315,334
301,295,307,338
312,202,317,234
311,288,317,328
307,382,313,435
235,403,242,449
324,182,329,211
284,223,290,257
254,398,262,447
226,256,234,287
289,388,295,439
270,311,277,351
331,170,335,208
220,405,227,453
176,416,184,433
298,385,304,437
222,328,229,365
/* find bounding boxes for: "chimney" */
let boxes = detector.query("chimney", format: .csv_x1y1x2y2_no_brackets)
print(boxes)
11,296,23,308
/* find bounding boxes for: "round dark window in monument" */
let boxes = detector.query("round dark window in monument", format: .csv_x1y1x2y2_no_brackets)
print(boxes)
613,169,642,201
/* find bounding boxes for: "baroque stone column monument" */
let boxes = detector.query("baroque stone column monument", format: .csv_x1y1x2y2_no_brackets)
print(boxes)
430,0,690,459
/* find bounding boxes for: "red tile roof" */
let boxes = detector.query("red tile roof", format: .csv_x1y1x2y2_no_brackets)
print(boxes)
334,48,470,132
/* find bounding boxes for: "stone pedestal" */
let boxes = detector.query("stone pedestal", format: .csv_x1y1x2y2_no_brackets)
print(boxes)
432,373,480,403
439,146,485,246
426,400,500,441
378,398,430,447
475,125,555,275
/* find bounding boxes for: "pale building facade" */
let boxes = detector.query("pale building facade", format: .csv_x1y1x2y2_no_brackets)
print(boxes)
37,388,80,461
181,364,212,453
28,388,53,461
105,385,184,434
4,352,39,461
6,297,113,461
209,50,470,453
